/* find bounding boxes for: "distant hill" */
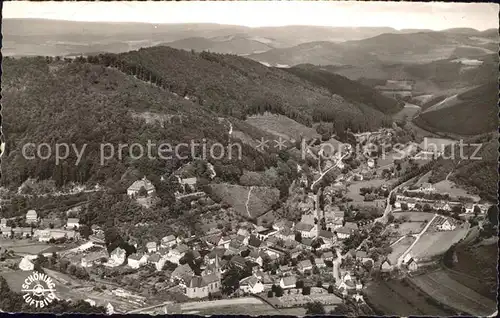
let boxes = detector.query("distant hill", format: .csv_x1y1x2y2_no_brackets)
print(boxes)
2,18,400,57
412,83,498,136
95,46,395,134
162,34,276,55
284,65,403,115
248,29,498,66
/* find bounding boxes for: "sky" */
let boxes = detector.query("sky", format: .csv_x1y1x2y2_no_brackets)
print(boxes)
3,1,499,31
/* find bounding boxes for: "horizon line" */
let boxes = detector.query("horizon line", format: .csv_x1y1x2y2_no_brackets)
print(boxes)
4,17,496,33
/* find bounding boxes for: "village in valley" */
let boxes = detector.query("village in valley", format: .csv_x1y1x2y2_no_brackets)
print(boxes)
0,124,497,316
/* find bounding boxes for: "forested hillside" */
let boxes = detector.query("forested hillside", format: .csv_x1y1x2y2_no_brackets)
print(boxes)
412,83,498,136
0,57,274,189
284,65,403,114
83,47,395,135
429,134,498,200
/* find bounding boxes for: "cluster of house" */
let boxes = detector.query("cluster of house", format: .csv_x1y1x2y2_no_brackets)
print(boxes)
127,174,201,201
55,214,369,300
0,209,81,240
395,194,490,215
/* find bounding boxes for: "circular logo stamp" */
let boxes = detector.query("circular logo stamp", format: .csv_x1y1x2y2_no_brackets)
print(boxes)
21,271,58,308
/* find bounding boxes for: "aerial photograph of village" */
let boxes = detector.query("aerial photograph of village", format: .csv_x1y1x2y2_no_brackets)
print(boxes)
0,1,498,316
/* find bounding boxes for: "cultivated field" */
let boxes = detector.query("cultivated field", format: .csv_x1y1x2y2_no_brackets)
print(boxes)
365,280,454,316
387,236,415,264
433,180,480,201
447,240,498,300
3,243,52,255
410,227,468,259
392,103,421,122
394,222,425,236
208,183,279,219
394,211,435,222
246,112,320,141
418,137,456,152
410,271,497,316
180,297,279,315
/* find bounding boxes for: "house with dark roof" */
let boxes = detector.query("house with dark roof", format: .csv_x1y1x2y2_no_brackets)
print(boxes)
295,222,317,238
239,275,264,294
242,234,258,248
171,263,195,284
256,228,278,241
230,255,248,269
184,273,221,298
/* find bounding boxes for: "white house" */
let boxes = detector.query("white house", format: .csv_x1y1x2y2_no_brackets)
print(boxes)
295,222,317,238
66,218,80,229
407,258,419,272
436,218,457,231
279,276,296,289
146,242,158,253
105,247,126,267
127,177,156,197
26,210,38,224
239,275,264,294
127,253,148,269
161,235,177,248
176,176,198,194
0,218,7,228
335,227,351,240
184,274,221,299
19,257,34,271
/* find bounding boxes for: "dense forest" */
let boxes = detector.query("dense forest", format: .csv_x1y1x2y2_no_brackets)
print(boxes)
1,57,277,189
429,133,498,201
2,47,400,190
413,83,498,136
83,46,397,136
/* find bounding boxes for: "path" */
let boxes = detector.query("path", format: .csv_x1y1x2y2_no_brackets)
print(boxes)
245,186,254,218
445,160,462,181
397,213,438,266
310,152,349,191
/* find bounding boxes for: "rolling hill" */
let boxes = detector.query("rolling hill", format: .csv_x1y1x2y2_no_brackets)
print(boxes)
2,18,400,57
89,46,397,134
248,29,498,67
162,34,276,55
0,56,275,188
429,134,498,201
283,65,403,114
412,83,498,136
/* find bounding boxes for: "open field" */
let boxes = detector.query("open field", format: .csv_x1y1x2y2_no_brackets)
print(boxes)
410,270,497,316
184,303,280,315
419,137,456,152
394,211,435,222
3,243,52,255
411,227,468,259
246,112,320,141
365,280,454,316
387,236,415,264
433,180,481,201
395,221,425,236
392,103,421,122
180,297,279,315
208,183,279,219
